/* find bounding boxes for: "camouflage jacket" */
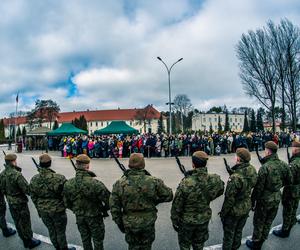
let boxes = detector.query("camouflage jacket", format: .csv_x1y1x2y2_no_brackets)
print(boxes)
30,168,66,214
0,190,5,209
282,154,300,200
171,167,224,226
251,154,292,206
0,164,29,206
63,169,110,217
220,163,257,218
110,169,173,231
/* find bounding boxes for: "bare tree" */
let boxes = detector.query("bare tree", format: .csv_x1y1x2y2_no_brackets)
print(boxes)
173,94,192,132
280,20,300,131
135,105,156,133
237,25,280,133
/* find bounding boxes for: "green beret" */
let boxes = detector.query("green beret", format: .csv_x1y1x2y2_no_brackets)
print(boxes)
192,151,209,160
236,148,251,162
265,141,278,150
76,154,90,164
129,153,145,169
292,141,300,148
5,154,17,161
39,154,51,163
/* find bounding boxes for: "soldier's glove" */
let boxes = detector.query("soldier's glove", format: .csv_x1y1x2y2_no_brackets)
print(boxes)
102,211,109,218
251,201,256,211
172,224,179,232
118,223,125,234
218,211,225,223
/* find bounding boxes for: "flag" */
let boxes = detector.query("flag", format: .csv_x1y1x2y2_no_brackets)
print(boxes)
16,93,19,103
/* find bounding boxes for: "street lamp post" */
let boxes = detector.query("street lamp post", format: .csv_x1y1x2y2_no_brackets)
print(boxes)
157,57,183,135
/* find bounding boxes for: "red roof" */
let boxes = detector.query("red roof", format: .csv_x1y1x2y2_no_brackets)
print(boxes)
3,116,27,126
2,106,161,126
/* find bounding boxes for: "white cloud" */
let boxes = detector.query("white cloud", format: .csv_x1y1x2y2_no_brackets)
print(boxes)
0,0,299,116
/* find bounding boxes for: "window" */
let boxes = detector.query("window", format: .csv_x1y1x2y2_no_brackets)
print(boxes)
90,122,93,126
220,118,222,122
209,118,212,122
96,122,98,126
101,122,103,126
235,118,237,122
215,125,217,129
240,118,242,122
203,118,206,122
130,121,132,126
230,118,232,122
215,118,217,122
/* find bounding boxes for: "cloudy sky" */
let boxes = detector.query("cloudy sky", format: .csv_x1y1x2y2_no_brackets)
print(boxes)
0,0,299,117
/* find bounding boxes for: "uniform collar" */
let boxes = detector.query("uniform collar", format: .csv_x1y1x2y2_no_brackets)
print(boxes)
5,163,22,172
75,169,96,177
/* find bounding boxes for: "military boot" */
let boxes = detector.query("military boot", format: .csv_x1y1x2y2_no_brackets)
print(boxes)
273,228,290,238
24,238,41,249
246,239,262,250
2,227,16,237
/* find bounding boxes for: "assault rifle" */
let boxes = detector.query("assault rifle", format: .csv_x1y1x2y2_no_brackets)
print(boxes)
223,158,233,175
287,147,291,164
111,152,126,172
175,156,191,177
31,157,40,170
255,147,264,164
70,159,77,170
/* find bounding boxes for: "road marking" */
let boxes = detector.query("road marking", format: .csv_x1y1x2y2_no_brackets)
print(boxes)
203,214,300,250
7,223,83,250
7,214,300,250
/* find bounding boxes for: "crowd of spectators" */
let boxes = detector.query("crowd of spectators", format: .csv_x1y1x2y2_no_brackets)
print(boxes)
35,131,297,158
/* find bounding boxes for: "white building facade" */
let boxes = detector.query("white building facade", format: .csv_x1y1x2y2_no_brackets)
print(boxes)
192,112,245,132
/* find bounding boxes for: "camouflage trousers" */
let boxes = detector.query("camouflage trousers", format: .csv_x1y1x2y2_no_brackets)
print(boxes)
0,201,7,230
177,221,209,250
40,211,68,249
9,203,33,242
222,214,248,250
282,197,299,231
252,201,279,242
125,224,155,250
76,215,104,250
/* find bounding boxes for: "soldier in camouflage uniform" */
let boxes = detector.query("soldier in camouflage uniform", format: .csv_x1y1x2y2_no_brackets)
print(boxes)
63,154,110,250
110,153,173,250
30,154,75,250
0,187,16,237
0,153,41,249
246,141,292,250
220,148,257,250
273,141,300,238
171,151,224,250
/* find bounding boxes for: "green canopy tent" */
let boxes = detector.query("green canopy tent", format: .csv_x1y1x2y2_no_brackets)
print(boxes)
47,123,88,136
94,121,138,135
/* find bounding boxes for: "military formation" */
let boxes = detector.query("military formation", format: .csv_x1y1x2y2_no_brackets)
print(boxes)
0,140,299,250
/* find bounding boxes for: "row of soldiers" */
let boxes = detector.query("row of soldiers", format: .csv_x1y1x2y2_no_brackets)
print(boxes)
0,140,299,250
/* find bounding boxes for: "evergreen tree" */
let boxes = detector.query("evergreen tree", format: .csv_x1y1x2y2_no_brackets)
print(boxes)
243,111,250,132
257,109,264,132
209,122,213,134
16,126,21,137
53,120,59,130
22,126,27,137
250,109,256,132
79,115,88,131
157,113,164,134
0,119,5,140
218,116,222,133
224,110,230,131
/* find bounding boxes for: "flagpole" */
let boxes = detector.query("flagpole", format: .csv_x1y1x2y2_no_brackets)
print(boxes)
15,93,19,152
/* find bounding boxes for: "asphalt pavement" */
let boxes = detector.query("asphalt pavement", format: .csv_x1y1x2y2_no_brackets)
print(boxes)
0,147,299,250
